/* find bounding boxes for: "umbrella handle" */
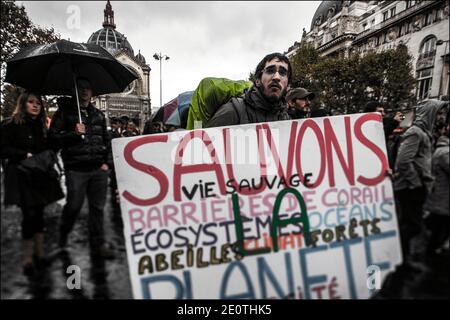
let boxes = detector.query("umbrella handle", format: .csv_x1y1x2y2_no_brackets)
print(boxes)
73,74,85,140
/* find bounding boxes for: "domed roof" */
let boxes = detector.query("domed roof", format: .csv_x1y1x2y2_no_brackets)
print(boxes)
136,50,146,64
87,1,134,55
87,27,134,55
310,1,343,30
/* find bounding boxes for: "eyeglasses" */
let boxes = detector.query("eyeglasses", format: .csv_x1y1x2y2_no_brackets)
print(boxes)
263,65,288,78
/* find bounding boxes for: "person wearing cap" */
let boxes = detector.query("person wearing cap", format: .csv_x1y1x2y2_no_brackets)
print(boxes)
286,87,315,119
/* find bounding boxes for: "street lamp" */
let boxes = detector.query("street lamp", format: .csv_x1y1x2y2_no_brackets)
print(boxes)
153,52,170,108
436,39,449,99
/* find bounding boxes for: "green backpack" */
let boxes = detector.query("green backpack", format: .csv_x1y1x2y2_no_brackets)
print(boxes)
185,77,252,130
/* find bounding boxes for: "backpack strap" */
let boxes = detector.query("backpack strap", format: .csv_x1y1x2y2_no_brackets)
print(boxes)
229,97,250,125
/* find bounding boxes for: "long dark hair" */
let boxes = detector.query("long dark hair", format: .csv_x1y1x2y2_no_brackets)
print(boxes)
11,91,48,137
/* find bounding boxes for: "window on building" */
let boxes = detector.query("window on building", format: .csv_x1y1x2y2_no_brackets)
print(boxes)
420,36,437,59
363,22,367,30
406,0,416,9
390,7,396,17
435,8,443,21
416,36,438,100
424,11,433,26
416,68,433,100
383,11,389,21
405,21,411,34
400,22,405,36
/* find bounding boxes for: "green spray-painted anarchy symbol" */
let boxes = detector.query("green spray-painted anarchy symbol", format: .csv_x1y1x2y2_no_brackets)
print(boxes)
232,188,312,256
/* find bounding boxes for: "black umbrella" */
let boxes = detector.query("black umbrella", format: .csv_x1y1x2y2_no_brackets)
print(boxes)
5,39,138,124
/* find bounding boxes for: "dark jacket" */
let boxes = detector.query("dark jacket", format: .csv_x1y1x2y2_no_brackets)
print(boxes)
205,86,290,127
383,117,399,139
383,117,400,169
0,117,48,162
288,107,309,120
425,135,449,216
109,128,122,140
0,117,62,206
394,100,448,193
49,98,112,171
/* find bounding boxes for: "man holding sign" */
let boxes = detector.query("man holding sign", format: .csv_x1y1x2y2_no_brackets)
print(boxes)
112,79,402,298
206,53,291,127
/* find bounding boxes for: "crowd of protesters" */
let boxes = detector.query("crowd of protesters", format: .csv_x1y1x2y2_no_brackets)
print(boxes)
1,52,448,295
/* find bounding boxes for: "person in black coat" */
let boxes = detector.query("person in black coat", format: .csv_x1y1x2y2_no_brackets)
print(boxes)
142,121,163,135
49,77,114,259
364,101,404,170
0,91,59,276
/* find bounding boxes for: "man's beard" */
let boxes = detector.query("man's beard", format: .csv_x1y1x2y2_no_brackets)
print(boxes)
257,84,286,104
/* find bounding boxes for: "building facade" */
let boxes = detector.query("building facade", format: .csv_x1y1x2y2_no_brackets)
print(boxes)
87,1,151,128
287,0,449,102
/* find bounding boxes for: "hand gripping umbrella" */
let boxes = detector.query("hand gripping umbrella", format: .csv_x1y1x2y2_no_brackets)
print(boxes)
5,39,138,126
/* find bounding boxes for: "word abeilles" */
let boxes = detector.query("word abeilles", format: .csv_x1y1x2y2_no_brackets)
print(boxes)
138,243,243,275
122,114,388,206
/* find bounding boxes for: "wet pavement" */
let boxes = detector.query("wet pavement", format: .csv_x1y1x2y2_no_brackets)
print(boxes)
1,171,132,299
1,172,448,299
373,232,449,299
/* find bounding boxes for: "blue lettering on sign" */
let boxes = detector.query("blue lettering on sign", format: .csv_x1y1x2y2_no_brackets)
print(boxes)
299,245,328,299
257,252,294,298
140,271,192,299
336,206,347,226
312,203,395,230
220,261,255,299
364,230,397,295
329,237,362,299
324,208,337,228
137,230,399,299
349,205,364,223
380,201,393,221
364,203,377,221
308,211,322,230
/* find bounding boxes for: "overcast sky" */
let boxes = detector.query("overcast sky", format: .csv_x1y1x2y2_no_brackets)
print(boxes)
19,1,320,110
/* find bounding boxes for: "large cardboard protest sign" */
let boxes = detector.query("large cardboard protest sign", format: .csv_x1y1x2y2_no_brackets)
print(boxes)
112,113,402,299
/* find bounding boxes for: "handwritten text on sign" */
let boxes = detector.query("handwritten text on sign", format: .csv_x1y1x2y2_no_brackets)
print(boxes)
112,113,402,299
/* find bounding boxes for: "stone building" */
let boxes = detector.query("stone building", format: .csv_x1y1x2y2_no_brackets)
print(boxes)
87,1,151,128
287,0,449,101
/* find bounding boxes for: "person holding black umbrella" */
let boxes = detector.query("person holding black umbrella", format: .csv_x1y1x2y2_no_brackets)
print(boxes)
5,39,138,260
49,77,114,259
0,91,64,276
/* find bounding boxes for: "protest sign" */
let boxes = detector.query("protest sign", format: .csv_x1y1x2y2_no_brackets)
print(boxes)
112,113,402,299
